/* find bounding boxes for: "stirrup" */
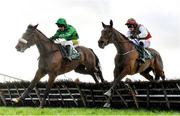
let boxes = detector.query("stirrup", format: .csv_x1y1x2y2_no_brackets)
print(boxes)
138,58,145,63
63,56,72,62
65,56,72,61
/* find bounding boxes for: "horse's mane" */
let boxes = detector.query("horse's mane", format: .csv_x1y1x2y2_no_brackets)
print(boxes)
36,27,55,44
112,27,136,47
120,32,128,40
113,28,129,41
27,24,50,42
36,28,49,40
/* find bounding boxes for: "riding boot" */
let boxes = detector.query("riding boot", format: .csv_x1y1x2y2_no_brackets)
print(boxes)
72,47,80,59
58,44,68,59
65,45,72,61
139,45,146,63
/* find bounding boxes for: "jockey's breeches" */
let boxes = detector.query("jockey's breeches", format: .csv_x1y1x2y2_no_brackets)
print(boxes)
130,38,150,48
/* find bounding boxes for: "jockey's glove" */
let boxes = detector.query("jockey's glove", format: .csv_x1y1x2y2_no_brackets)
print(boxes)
49,36,58,40
130,35,136,39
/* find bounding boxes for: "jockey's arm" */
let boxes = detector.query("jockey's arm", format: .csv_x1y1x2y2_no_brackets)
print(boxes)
126,30,132,39
136,26,148,40
59,26,76,39
51,30,61,39
126,31,137,40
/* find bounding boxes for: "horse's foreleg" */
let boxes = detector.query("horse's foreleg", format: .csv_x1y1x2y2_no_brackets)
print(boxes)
12,69,45,103
104,69,128,107
113,66,123,80
40,73,56,108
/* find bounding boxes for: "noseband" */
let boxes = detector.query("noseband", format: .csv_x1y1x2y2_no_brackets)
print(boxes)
19,38,27,44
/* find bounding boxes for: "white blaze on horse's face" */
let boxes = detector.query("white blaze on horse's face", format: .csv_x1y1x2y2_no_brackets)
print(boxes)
19,38,28,44
15,24,39,53
15,38,30,52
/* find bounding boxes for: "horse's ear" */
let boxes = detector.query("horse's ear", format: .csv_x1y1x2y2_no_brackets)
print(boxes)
34,24,39,29
110,20,113,28
102,22,106,28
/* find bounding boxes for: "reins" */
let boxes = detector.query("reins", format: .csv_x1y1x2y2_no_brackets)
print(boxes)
34,29,60,57
112,30,136,56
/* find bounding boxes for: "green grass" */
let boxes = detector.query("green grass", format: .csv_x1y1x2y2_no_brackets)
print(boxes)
0,107,179,115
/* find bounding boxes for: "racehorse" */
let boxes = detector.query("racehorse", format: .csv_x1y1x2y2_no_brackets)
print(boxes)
98,20,165,107
13,24,104,107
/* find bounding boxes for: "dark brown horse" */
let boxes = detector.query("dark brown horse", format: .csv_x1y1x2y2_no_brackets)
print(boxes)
98,20,165,107
13,24,104,107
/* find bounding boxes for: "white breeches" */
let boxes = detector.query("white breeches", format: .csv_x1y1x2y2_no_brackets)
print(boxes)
130,39,150,48
54,39,73,47
54,39,79,47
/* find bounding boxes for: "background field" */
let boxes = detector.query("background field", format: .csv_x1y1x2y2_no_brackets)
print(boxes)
0,107,180,115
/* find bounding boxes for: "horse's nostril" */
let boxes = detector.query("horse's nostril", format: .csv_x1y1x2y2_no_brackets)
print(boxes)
15,46,19,50
98,40,103,44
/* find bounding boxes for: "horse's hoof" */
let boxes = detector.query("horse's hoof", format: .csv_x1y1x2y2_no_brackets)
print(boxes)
39,105,44,108
104,90,111,97
39,101,45,108
12,98,21,103
103,103,110,108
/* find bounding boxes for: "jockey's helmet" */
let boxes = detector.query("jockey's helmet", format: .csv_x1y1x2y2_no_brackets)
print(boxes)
56,18,67,27
125,18,138,26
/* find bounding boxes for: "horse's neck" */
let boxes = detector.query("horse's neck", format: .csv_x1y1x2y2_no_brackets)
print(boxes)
35,30,57,56
113,30,133,54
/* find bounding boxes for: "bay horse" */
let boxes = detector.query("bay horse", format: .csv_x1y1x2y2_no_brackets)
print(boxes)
98,20,165,107
13,24,104,107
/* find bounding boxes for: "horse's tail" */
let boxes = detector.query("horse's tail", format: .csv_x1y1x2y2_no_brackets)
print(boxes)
89,48,104,83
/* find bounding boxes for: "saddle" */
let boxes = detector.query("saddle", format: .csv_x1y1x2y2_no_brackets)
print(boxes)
135,45,152,60
58,44,80,61
71,47,81,60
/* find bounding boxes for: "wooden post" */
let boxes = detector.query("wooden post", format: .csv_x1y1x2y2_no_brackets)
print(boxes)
161,82,170,109
5,83,13,105
76,84,87,107
146,84,150,108
90,87,95,105
34,87,42,104
125,83,139,108
62,84,78,106
21,84,35,104
0,92,6,106
56,85,65,106
115,90,128,107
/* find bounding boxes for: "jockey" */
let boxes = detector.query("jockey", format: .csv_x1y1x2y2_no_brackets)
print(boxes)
125,18,152,63
50,18,79,61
